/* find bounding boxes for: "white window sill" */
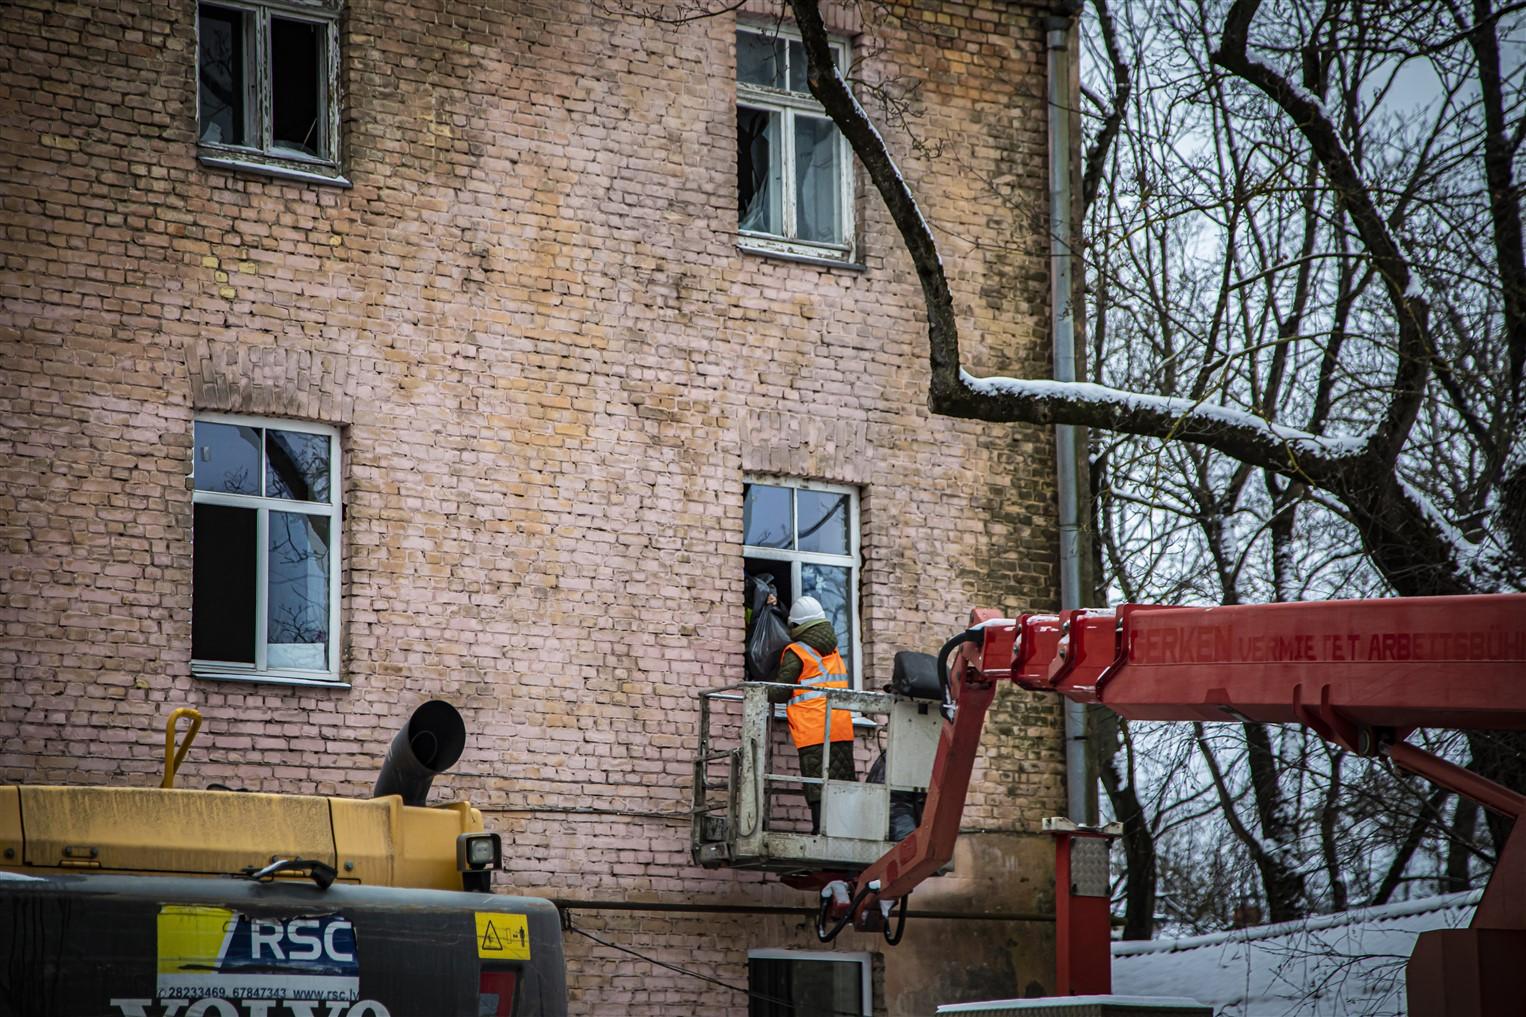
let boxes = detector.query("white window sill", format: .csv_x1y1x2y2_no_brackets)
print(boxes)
198,149,352,189
193,668,349,690
738,236,864,271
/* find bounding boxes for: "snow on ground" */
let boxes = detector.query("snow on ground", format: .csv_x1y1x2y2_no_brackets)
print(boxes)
1111,891,1480,1016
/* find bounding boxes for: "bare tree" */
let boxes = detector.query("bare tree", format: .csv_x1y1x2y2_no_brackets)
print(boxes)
780,0,1523,935
785,0,1524,589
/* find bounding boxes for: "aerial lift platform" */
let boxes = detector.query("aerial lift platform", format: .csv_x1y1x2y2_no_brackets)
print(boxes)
692,673,944,881
695,593,1526,1015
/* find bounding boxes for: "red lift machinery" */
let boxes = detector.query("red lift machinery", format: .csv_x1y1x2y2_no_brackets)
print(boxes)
810,593,1526,1016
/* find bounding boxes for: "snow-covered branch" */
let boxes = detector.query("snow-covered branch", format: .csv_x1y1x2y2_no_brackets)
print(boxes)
960,370,1364,482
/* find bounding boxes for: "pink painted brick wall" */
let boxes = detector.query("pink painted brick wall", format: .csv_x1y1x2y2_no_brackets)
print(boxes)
0,0,1066,1011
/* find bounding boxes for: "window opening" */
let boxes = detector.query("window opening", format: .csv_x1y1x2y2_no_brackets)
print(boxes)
197,6,248,147
192,415,342,685
197,2,342,179
270,16,324,157
735,25,853,259
743,479,860,686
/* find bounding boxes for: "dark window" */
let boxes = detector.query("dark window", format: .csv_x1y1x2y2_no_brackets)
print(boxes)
195,1,339,173
794,114,841,244
742,481,859,682
270,16,323,157
267,511,330,670
735,27,850,252
266,428,330,502
737,31,785,89
743,483,792,549
198,5,247,146
797,489,848,555
192,503,257,663
749,956,865,1017
192,418,340,681
738,107,781,235
194,421,261,496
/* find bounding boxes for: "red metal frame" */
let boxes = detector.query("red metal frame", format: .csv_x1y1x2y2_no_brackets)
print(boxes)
838,610,1004,924
1049,824,1114,996
814,594,1526,1010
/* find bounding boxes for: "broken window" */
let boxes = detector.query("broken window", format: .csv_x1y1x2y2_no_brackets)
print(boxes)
192,415,343,685
197,1,342,180
743,479,861,686
736,25,853,259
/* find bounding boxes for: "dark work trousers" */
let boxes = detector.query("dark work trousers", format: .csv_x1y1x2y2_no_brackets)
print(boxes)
796,739,857,833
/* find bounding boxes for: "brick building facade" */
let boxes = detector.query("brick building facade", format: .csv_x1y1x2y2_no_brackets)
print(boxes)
1,0,1068,1012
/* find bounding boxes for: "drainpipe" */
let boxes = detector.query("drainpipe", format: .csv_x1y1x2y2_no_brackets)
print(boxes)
1046,10,1092,825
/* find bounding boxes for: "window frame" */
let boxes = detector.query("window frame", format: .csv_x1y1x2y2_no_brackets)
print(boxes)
746,949,872,1017
743,476,862,690
195,0,347,185
735,23,856,262
191,412,344,688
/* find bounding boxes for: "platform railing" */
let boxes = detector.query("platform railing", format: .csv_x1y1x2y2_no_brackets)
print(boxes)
692,681,941,874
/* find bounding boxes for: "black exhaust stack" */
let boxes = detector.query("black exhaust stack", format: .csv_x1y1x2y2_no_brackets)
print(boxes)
372,700,467,806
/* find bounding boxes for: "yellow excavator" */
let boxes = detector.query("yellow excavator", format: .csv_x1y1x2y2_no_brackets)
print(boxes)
0,701,567,1017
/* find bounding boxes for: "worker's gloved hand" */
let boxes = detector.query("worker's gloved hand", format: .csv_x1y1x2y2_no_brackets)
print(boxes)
821,879,852,913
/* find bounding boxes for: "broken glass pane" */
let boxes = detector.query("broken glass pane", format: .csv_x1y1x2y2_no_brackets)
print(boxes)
271,16,323,157
737,31,785,89
795,115,841,244
193,503,256,663
266,429,330,502
194,421,261,496
743,484,792,549
738,107,783,235
268,511,329,670
797,490,848,555
198,5,246,146
803,564,852,675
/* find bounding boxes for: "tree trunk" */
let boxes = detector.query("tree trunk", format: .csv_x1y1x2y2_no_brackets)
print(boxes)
1319,746,1349,912
1096,713,1156,939
1243,722,1307,921
1445,793,1480,893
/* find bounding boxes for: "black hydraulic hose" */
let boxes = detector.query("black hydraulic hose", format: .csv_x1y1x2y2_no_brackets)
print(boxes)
882,892,910,945
935,628,984,706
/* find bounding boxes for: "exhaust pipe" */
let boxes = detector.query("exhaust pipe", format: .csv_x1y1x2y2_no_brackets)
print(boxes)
372,700,467,806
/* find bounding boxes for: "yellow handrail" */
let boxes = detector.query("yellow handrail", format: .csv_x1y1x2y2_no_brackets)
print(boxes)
161,707,203,788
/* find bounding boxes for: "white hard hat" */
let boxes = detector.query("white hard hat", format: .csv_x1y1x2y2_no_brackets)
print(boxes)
788,595,827,627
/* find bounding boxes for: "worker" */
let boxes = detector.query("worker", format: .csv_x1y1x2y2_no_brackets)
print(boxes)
773,595,856,833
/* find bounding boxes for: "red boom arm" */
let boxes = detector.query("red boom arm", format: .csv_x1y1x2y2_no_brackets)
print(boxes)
822,594,1526,1010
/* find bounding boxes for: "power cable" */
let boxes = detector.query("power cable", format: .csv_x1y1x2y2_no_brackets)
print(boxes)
564,921,870,1017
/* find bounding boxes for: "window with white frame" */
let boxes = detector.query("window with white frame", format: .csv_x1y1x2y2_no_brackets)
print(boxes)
748,949,871,1017
191,415,341,684
196,0,343,180
736,24,854,260
743,479,861,687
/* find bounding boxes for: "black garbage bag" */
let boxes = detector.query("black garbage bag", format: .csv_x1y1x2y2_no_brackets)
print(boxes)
745,574,792,682
867,751,926,842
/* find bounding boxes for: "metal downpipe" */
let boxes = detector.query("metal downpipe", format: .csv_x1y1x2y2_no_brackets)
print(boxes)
1047,14,1091,825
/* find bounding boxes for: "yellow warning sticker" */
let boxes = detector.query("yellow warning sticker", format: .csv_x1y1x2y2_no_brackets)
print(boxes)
475,911,531,960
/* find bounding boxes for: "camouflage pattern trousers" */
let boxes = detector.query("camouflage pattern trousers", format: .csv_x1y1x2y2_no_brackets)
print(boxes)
796,739,857,807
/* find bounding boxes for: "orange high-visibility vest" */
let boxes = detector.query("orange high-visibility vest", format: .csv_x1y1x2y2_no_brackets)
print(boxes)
782,642,854,749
